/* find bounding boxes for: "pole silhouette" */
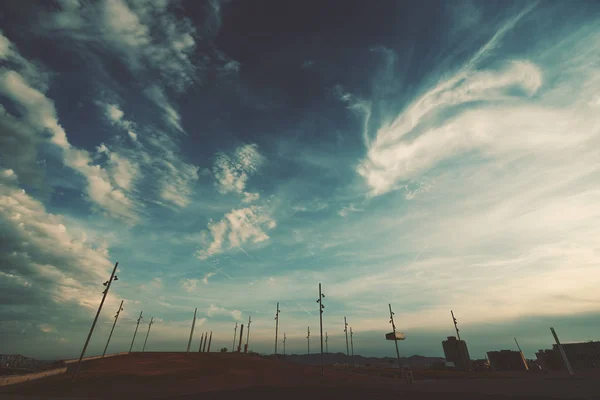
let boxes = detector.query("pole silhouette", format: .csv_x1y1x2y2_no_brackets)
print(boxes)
274,302,280,354
245,316,252,352
283,333,286,357
142,317,153,352
317,283,325,375
207,331,212,352
103,300,124,358
199,332,205,352
344,317,349,356
307,326,310,354
451,310,467,372
389,304,401,369
129,311,143,353
72,262,119,382
238,324,244,352
186,308,197,354
202,332,208,352
232,323,238,351
514,337,529,371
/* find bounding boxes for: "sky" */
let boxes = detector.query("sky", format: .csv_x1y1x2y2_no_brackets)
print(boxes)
1,0,600,362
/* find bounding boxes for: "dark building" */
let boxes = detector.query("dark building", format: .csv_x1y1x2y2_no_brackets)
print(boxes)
553,341,600,371
487,350,527,371
442,336,471,369
535,349,563,371
472,358,491,371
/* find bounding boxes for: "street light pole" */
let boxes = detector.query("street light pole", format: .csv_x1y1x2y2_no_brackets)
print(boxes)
72,262,119,382
274,302,280,355
129,311,143,353
142,317,153,352
389,304,401,369
317,283,325,375
344,317,349,357
102,300,124,358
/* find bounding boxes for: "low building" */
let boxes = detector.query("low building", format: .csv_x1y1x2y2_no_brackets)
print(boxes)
487,350,527,371
535,349,563,371
554,341,600,371
442,336,471,370
472,358,491,371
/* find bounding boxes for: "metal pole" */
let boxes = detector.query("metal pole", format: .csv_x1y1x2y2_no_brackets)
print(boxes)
246,316,252,350
451,310,467,372
514,337,529,371
186,308,197,354
550,327,575,376
232,323,238,351
72,262,119,382
207,331,212,352
103,300,124,358
389,304,401,369
274,302,280,354
344,317,349,357
199,332,205,352
238,324,244,352
203,332,208,352
307,326,310,354
129,311,143,353
142,317,153,352
317,283,325,375
350,327,354,357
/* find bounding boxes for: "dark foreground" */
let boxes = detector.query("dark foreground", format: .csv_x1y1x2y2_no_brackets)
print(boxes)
0,352,597,400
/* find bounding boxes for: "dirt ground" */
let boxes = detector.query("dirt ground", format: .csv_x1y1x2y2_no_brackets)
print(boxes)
0,352,597,400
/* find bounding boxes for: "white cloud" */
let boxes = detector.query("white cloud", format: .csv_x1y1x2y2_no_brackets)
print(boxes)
202,272,216,284
213,144,264,197
338,204,363,217
0,167,121,320
180,278,198,293
144,85,183,132
0,69,139,223
196,205,276,260
38,324,56,333
207,304,243,321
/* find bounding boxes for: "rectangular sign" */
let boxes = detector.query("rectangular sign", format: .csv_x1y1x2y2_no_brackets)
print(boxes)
385,332,406,340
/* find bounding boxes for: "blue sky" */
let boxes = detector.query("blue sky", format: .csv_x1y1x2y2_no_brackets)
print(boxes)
1,0,600,361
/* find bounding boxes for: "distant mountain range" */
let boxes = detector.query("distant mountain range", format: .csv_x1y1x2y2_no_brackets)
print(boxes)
0,354,63,376
262,352,445,368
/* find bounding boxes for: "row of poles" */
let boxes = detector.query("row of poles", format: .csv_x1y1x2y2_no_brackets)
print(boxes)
230,315,252,353
271,284,366,376
71,263,157,381
71,261,577,385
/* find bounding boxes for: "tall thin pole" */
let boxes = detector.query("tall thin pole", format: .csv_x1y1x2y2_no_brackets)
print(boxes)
344,317,349,357
246,316,252,350
202,332,208,352
129,311,143,353
207,331,212,352
350,327,354,357
199,332,205,352
550,327,575,376
142,317,153,352
451,310,467,372
283,333,286,357
307,326,310,354
103,300,124,358
238,324,244,352
514,337,529,371
317,283,325,375
451,310,461,340
389,304,401,369
232,323,238,351
186,308,197,354
274,302,280,354
72,262,119,382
